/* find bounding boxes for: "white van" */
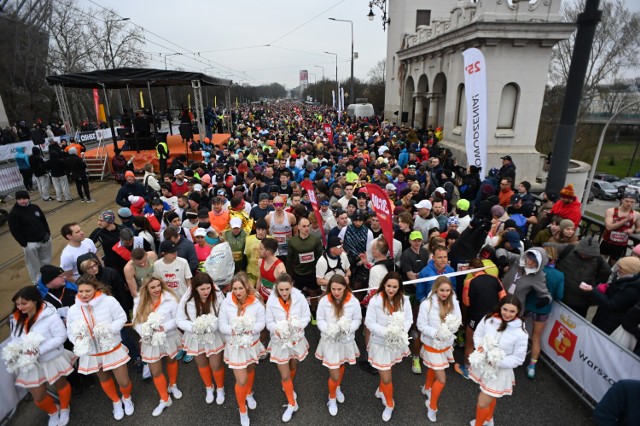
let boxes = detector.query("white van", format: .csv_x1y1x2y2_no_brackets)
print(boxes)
347,103,375,119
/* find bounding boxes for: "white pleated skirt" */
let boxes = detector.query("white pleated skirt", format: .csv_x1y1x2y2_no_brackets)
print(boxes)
224,339,266,370
15,350,77,388
182,330,225,357
420,345,454,370
77,344,130,375
141,330,182,363
469,366,516,398
367,341,410,371
315,337,360,369
268,337,310,364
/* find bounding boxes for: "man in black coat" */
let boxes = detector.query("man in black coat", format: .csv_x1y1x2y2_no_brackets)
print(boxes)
497,155,516,182
8,190,52,283
115,171,146,207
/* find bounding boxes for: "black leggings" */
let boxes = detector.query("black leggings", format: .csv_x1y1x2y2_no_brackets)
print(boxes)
19,169,33,191
74,176,91,200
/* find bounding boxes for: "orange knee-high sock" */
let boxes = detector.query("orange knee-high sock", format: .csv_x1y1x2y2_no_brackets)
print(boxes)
153,375,170,402
235,383,248,413
328,377,339,399
488,398,497,419
34,394,58,414
475,405,492,426
429,380,445,410
58,382,72,410
166,360,178,386
198,366,213,388
282,378,296,406
290,367,297,381
381,382,394,408
99,378,121,403
425,368,436,390
119,382,132,399
338,365,345,386
213,367,225,389
246,370,255,395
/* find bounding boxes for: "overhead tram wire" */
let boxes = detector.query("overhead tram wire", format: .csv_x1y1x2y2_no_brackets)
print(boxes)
268,0,346,45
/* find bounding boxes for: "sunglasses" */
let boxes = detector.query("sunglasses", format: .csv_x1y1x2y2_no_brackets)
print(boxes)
274,203,285,208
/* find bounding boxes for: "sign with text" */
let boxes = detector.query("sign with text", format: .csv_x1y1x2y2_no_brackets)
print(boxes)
462,47,487,180
301,180,326,246
366,184,394,259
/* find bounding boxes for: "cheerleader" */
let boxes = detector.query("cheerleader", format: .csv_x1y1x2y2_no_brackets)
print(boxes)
132,275,182,416
364,271,412,422
176,273,226,405
66,274,134,421
469,295,528,426
315,274,362,417
218,273,266,426
265,273,311,423
7,286,76,426
417,276,462,423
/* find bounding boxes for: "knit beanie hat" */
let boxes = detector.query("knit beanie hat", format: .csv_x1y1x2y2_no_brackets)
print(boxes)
15,190,30,200
40,265,63,284
617,256,640,275
560,184,576,199
98,210,115,224
559,219,575,232
504,230,521,246
491,205,505,217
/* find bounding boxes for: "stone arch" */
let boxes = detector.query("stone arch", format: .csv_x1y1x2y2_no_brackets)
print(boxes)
414,74,429,129
429,72,447,128
402,75,415,125
497,83,520,130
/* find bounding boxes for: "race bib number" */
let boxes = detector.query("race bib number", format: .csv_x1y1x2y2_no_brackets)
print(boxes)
299,252,315,263
609,231,629,244
274,234,286,244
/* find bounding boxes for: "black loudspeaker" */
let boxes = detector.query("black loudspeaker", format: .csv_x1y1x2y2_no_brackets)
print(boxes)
30,129,45,145
401,112,408,122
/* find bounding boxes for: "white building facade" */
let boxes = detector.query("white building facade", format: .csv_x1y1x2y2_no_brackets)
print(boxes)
384,0,574,183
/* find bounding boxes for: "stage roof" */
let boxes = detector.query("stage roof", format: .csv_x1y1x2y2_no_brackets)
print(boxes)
46,67,232,89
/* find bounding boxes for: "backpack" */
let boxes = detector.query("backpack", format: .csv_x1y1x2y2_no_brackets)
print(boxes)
510,213,529,237
143,176,159,202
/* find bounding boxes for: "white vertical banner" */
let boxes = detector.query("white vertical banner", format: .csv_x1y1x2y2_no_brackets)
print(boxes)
332,90,336,108
340,86,345,111
462,47,487,180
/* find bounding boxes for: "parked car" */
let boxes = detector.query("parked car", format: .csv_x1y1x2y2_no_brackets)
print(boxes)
594,172,620,183
624,178,640,195
591,179,620,200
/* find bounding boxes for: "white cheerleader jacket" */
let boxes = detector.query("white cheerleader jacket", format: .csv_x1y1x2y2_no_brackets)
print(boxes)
66,293,127,351
132,291,179,336
364,293,413,346
176,287,224,332
417,293,462,348
265,288,311,337
10,302,66,363
218,294,266,343
474,315,528,369
316,293,362,342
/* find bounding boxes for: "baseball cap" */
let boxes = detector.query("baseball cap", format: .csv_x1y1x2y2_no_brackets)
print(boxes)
415,200,432,210
230,217,242,228
435,187,446,195
217,189,226,195
327,236,342,249
173,169,183,176
151,198,163,205
159,240,178,253
320,200,330,206
353,212,365,221
501,155,512,161
193,183,203,191
409,231,423,241
385,183,396,191
194,228,207,237
511,194,522,204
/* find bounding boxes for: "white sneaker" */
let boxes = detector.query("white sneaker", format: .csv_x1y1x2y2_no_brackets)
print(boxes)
382,405,394,422
282,404,298,422
374,388,386,406
427,406,437,422
205,387,214,404
168,384,183,399
470,419,494,426
335,386,345,403
48,406,60,426
87,199,96,203
327,398,338,416
246,393,257,410
240,410,250,426
122,397,134,416
152,397,172,416
421,386,432,400
216,388,225,405
59,408,70,426
113,400,124,421
142,364,151,380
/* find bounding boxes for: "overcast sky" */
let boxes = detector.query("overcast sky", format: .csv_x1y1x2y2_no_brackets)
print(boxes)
78,0,640,88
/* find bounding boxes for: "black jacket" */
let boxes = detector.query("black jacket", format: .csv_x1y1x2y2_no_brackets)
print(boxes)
29,149,48,177
8,202,50,247
64,154,87,179
592,273,640,335
116,182,147,207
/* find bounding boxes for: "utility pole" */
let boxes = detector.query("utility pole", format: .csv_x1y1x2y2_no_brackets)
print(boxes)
329,18,354,104
314,65,325,105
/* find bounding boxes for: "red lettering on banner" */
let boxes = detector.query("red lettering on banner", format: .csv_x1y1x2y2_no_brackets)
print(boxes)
366,184,394,259
465,61,481,75
548,321,577,362
300,180,326,246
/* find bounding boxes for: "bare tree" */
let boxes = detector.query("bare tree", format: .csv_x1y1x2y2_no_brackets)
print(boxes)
549,0,640,113
367,59,386,85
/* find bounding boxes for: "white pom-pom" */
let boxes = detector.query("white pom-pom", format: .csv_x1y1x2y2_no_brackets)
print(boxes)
384,311,409,350
193,314,218,344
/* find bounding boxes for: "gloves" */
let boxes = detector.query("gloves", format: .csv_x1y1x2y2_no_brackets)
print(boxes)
535,297,550,309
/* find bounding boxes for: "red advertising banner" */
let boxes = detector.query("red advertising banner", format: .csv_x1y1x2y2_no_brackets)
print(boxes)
300,180,326,246
366,184,394,259
323,123,333,145
92,89,100,122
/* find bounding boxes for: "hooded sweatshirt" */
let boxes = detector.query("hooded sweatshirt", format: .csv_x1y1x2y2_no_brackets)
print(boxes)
497,247,551,306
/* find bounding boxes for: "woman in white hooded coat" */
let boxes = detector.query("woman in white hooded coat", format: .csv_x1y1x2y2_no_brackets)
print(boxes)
66,274,133,421
265,273,311,422
7,286,76,426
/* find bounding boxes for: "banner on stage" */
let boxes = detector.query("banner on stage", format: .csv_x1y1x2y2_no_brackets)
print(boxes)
365,184,395,259
462,47,487,180
540,302,640,402
0,141,35,162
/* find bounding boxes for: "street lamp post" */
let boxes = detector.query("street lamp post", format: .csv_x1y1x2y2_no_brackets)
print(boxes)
314,65,325,105
329,18,354,105
324,51,338,108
